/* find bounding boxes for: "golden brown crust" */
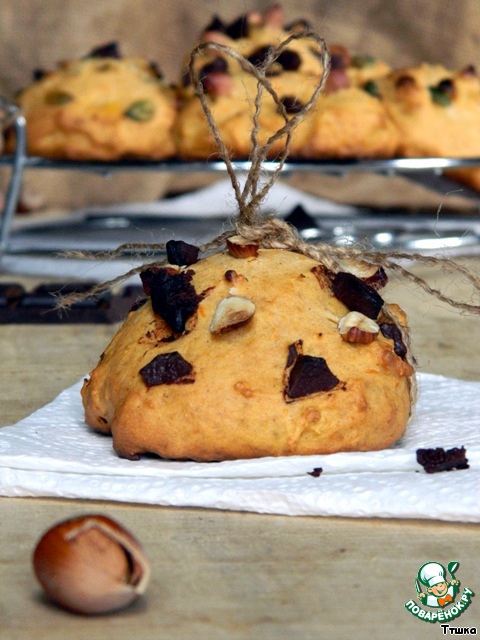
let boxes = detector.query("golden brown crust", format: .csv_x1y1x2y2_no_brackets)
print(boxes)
81,249,414,462
14,57,177,161
294,87,400,159
378,63,480,158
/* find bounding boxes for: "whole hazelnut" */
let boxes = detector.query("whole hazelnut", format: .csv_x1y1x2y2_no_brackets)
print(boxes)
32,514,150,615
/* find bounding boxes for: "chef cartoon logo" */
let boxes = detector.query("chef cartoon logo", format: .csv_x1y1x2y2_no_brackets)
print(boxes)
405,561,475,624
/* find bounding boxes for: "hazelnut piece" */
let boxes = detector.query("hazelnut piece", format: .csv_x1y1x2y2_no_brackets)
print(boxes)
338,311,380,344
336,259,388,289
32,514,150,615
226,235,259,259
210,296,256,334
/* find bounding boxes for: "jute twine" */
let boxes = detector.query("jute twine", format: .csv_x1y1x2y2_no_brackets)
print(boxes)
59,30,480,322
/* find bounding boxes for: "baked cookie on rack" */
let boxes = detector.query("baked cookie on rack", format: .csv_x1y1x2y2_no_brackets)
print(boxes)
293,43,398,160
12,42,177,161
175,5,326,159
82,239,414,462
377,62,480,188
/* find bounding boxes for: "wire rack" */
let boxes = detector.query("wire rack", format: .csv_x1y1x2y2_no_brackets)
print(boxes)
2,97,480,258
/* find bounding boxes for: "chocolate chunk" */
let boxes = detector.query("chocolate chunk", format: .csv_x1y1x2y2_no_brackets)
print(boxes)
204,15,226,33
225,14,249,39
307,467,323,477
416,447,469,473
285,352,340,401
248,47,300,73
141,268,201,334
247,46,272,68
332,272,384,319
281,96,305,114
0,283,24,307
33,68,47,82
363,267,388,289
461,64,477,77
199,56,229,79
330,53,347,70
379,322,408,359
277,49,301,71
166,240,200,266
87,42,121,59
395,74,416,90
148,61,164,79
139,352,195,386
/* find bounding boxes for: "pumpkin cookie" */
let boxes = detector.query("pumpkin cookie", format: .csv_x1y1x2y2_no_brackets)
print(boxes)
82,240,414,462
12,43,177,161
175,5,326,159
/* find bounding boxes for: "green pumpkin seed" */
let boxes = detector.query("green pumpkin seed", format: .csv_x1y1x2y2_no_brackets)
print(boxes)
429,86,452,107
124,99,155,121
45,91,74,105
363,80,381,98
351,55,376,69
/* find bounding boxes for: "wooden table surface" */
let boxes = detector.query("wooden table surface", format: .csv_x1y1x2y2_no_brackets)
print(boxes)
1,261,479,640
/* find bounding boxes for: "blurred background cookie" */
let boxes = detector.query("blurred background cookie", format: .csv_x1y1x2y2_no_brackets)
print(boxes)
9,42,177,161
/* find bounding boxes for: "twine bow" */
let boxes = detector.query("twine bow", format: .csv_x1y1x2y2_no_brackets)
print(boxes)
59,30,480,320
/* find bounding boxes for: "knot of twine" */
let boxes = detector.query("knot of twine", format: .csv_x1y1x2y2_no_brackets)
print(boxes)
59,30,480,320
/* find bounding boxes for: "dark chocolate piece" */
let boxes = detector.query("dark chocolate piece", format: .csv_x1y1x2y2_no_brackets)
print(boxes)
285,352,340,401
166,240,200,266
87,42,121,59
379,322,408,360
142,268,201,334
0,282,143,324
247,46,272,68
416,447,469,473
225,14,249,39
199,56,229,79
281,96,305,114
277,49,301,71
203,15,226,33
332,272,384,319
139,351,195,386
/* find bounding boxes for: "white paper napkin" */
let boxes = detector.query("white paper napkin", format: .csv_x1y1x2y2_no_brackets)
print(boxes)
0,373,478,521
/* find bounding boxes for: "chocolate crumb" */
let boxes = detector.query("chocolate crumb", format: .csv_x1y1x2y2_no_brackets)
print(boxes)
307,467,323,477
416,446,469,473
139,351,195,386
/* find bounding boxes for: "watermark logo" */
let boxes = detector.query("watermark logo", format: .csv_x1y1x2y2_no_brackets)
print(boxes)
405,561,475,625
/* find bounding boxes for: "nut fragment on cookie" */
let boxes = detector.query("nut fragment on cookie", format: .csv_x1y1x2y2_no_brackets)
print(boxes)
338,311,379,344
226,235,260,258
210,296,256,333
